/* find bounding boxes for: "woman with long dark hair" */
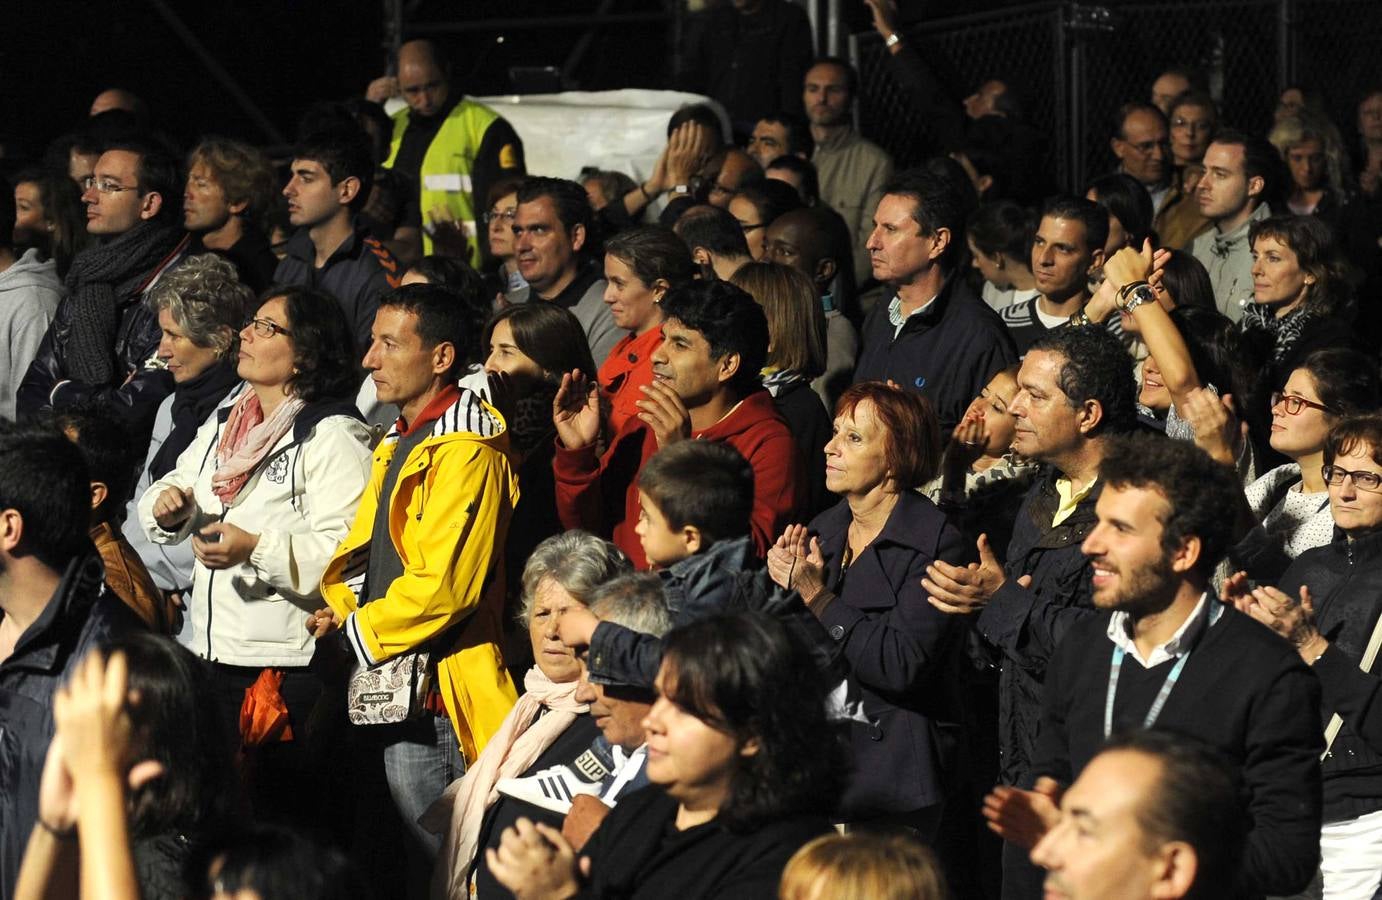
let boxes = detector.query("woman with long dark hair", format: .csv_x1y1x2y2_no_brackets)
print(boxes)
488,611,840,898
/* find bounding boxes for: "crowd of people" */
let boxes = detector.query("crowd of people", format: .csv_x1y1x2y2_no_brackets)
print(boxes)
4,2,1382,897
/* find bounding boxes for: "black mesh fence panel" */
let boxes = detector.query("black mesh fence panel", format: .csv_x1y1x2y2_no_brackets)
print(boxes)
852,0,1379,193
854,4,1063,176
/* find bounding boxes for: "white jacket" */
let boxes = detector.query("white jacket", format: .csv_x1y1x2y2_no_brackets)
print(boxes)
137,389,373,667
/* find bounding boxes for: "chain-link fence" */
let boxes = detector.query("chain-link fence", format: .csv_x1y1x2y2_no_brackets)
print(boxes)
853,0,1380,193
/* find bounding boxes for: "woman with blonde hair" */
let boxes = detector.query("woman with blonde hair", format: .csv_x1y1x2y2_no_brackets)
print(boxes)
731,260,831,516
1269,113,1352,223
779,832,948,900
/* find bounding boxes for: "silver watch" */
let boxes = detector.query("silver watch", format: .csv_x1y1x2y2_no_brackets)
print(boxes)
1119,282,1157,313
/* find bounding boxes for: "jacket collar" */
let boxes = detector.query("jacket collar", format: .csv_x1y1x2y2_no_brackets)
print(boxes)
3,554,105,673
284,216,367,268
382,386,503,444
815,490,944,553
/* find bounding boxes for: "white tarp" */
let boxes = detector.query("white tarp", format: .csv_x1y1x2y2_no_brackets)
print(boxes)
471,89,729,183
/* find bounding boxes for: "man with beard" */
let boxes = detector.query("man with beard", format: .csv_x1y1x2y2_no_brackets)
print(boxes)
17,137,190,441
986,434,1323,899
380,39,525,265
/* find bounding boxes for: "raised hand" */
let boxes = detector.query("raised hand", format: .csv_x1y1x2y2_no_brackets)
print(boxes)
635,379,692,448
982,776,1064,849
1179,387,1237,466
924,533,1012,615
1241,584,1327,660
553,369,602,450
1103,240,1155,294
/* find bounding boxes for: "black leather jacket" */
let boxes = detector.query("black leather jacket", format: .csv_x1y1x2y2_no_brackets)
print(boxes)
17,286,174,443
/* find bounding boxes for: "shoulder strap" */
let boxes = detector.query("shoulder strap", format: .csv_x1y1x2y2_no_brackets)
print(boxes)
1321,609,1382,759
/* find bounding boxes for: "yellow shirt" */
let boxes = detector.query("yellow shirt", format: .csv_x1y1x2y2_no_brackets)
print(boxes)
1053,476,1096,527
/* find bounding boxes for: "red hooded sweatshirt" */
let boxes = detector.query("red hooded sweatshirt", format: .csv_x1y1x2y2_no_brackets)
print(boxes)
553,390,801,570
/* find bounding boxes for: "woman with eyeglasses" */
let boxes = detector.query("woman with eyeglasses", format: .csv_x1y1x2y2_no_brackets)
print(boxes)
482,178,528,306
136,285,372,826
1223,414,1382,899
729,180,804,260
1222,348,1381,583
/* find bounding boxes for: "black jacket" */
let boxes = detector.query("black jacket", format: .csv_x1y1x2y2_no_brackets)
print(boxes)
578,787,830,900
852,275,1017,435
273,219,400,356
771,380,831,520
975,469,1102,786
1279,528,1382,823
16,276,176,444
0,554,141,898
1033,605,1323,899
674,0,813,131
809,491,969,818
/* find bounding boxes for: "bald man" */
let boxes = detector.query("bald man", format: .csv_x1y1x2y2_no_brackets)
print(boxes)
762,207,858,408
379,39,525,265
89,87,144,118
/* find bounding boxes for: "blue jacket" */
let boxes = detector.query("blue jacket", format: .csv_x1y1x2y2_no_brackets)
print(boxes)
852,274,1016,434
809,491,969,817
586,536,838,689
976,468,1102,786
0,555,141,898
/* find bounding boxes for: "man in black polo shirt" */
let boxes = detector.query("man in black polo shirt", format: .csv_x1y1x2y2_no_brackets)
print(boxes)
989,434,1322,899
852,169,1016,433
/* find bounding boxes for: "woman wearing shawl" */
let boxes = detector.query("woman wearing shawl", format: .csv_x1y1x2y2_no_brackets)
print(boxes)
428,531,630,900
136,285,372,826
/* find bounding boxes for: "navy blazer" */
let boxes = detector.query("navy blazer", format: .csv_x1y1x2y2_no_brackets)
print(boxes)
809,490,970,818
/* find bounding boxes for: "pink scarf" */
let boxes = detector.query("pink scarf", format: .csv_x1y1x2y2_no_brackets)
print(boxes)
425,667,587,900
211,388,305,505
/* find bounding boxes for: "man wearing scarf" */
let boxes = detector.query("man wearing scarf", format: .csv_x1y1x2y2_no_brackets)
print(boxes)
17,138,190,445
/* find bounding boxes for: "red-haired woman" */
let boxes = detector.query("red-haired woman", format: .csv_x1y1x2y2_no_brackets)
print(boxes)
767,381,968,834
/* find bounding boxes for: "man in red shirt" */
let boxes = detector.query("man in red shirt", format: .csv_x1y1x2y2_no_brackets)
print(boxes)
553,279,800,569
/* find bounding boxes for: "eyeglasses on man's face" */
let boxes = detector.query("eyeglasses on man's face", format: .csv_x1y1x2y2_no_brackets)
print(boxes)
81,176,139,195
1323,465,1382,492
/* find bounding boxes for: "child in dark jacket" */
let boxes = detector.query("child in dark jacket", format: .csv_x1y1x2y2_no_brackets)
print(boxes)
558,440,839,687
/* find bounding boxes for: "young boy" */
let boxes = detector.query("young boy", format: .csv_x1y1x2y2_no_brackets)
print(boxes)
558,439,837,689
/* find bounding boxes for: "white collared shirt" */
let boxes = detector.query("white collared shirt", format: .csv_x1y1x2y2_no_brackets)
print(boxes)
1106,593,1210,668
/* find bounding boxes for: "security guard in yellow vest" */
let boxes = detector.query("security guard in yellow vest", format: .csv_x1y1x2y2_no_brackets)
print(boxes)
383,39,525,267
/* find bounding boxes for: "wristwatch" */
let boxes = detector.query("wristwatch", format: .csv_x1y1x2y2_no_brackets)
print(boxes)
885,32,902,48
1117,281,1157,313
670,184,691,196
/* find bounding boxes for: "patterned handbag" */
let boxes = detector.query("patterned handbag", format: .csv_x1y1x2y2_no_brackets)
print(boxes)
345,650,432,725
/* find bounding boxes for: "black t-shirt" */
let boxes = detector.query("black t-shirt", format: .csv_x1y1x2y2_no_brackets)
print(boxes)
473,714,602,900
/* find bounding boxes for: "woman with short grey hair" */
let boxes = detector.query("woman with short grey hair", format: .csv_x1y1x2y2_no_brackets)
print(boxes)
121,253,252,637
429,530,629,899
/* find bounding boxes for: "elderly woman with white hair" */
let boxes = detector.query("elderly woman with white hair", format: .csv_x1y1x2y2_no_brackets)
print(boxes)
121,253,253,639
426,530,630,900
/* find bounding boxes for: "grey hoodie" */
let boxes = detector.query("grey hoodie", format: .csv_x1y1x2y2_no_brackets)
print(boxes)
0,249,61,419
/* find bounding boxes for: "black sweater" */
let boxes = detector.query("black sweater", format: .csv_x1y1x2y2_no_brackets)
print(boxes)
578,788,830,900
1032,605,1323,898
1279,528,1382,823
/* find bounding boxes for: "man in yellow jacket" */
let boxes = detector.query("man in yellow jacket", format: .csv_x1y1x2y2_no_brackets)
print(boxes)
316,282,519,859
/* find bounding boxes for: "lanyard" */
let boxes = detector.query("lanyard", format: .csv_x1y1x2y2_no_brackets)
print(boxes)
1103,601,1223,738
